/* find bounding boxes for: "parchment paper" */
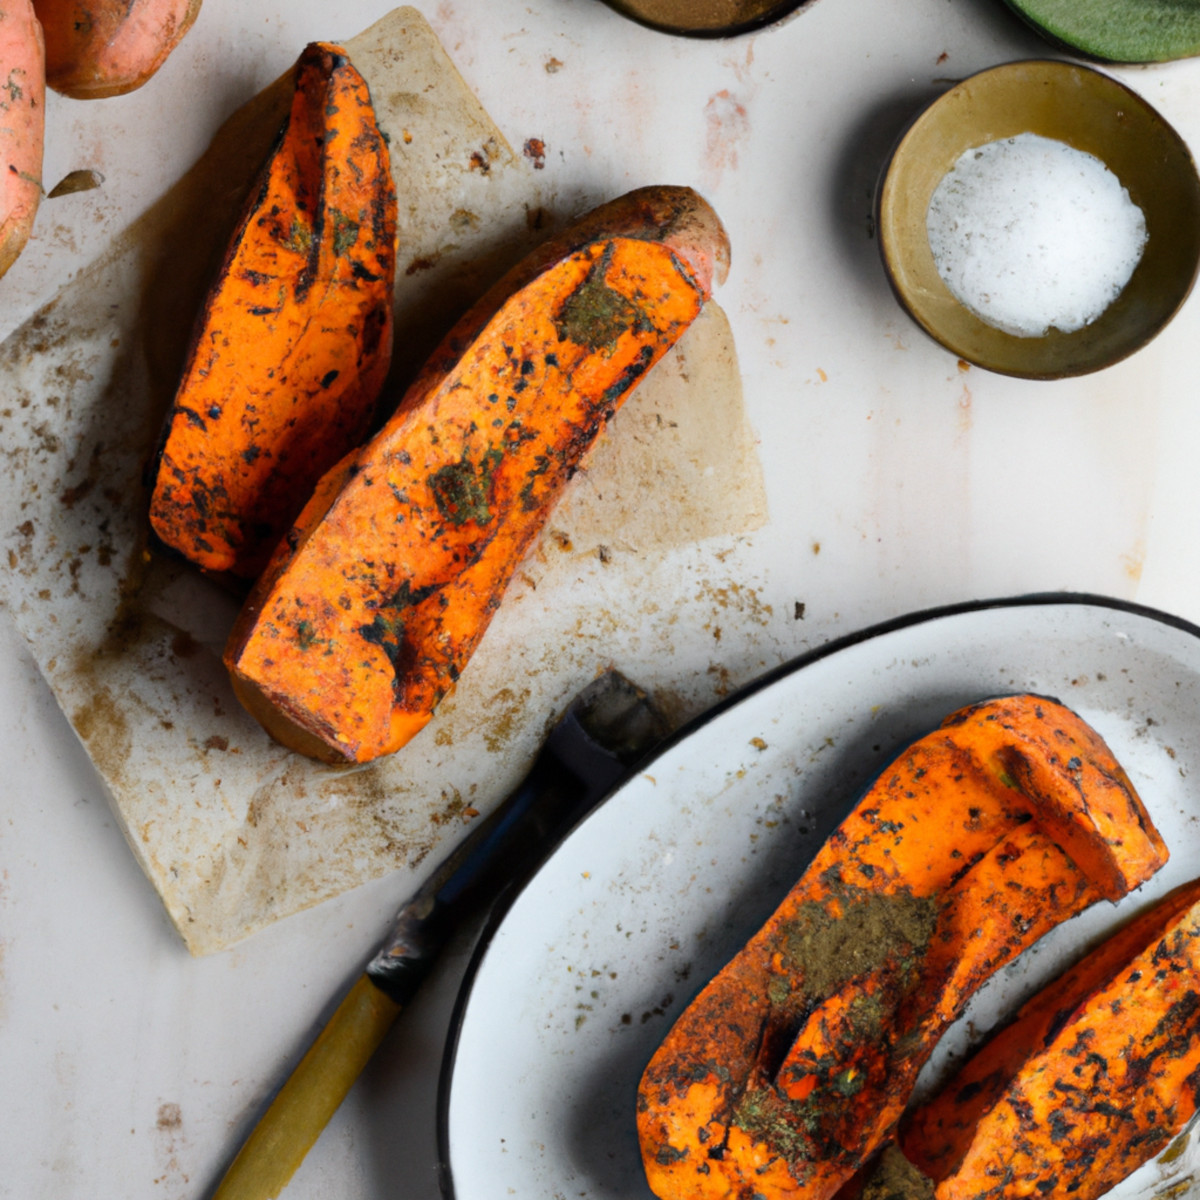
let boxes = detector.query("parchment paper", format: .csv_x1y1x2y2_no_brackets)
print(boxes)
0,7,765,954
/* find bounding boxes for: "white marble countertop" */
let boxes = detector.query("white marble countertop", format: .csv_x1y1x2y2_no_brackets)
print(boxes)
6,0,1200,1196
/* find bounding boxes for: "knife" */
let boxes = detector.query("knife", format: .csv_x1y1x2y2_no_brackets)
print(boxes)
210,669,669,1199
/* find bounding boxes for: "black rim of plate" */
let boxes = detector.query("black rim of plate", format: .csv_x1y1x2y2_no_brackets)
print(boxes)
435,590,1200,1197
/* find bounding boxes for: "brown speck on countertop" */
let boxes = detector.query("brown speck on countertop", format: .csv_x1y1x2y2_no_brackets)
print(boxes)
429,786,468,826
156,1103,182,1131
171,631,200,659
523,138,547,169
60,478,94,508
483,685,533,753
544,57,564,73
406,253,441,276
708,662,733,697
698,581,774,645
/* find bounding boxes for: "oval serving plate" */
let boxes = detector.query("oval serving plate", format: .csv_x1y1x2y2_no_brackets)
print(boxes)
439,594,1200,1200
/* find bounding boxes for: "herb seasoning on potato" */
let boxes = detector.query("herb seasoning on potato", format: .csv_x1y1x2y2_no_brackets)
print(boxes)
148,41,397,581
224,185,729,764
636,694,1167,1200
899,875,1200,1200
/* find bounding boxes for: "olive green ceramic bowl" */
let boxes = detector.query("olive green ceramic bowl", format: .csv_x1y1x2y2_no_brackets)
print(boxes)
877,60,1200,379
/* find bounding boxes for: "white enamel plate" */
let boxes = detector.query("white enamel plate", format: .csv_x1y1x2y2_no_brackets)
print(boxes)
440,596,1200,1200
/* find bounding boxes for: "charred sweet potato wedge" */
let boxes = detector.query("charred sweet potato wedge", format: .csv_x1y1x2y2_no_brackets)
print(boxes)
224,185,729,764
0,0,44,279
636,694,1167,1200
33,0,201,98
148,41,396,581
898,875,1200,1200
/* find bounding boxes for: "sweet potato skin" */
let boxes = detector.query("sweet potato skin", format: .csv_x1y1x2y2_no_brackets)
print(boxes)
0,0,44,278
33,0,201,98
900,876,1200,1200
224,186,729,764
147,41,396,581
636,695,1167,1200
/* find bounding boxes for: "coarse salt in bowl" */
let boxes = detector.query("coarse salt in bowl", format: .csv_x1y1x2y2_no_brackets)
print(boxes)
877,60,1200,379
927,133,1147,338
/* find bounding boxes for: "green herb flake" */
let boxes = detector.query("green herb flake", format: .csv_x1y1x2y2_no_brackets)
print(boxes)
429,446,503,527
331,209,361,256
555,244,648,351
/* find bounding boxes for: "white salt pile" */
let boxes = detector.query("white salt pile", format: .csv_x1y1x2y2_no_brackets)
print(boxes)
926,132,1147,338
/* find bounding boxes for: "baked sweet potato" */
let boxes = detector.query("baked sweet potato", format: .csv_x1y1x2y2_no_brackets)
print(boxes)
899,875,1200,1200
0,0,44,278
32,0,201,98
147,41,396,581
224,185,728,764
636,695,1167,1200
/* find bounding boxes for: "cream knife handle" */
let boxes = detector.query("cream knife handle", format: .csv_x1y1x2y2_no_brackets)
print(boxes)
211,975,402,1200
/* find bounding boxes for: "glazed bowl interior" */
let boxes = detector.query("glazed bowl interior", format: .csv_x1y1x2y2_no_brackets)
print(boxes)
877,59,1200,379
600,0,812,38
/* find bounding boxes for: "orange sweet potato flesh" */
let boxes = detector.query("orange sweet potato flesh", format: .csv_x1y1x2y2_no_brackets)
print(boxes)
897,875,1200,1200
33,0,201,98
0,0,44,279
636,694,1167,1200
223,185,729,764
147,41,396,581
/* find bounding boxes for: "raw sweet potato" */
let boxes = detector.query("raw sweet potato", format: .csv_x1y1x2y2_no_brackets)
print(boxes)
147,41,396,581
224,185,728,764
0,0,44,278
636,694,1167,1200
898,875,1200,1200
32,0,201,98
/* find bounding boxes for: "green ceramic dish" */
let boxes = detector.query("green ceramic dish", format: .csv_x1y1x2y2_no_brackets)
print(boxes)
1004,0,1200,64
877,60,1200,380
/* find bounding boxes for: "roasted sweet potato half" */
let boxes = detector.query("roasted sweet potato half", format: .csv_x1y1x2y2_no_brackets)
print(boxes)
637,694,1167,1200
0,0,44,279
898,875,1200,1200
224,185,729,764
33,0,201,98
147,41,397,582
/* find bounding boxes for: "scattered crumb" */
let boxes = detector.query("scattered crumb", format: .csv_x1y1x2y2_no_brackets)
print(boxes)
523,137,547,169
